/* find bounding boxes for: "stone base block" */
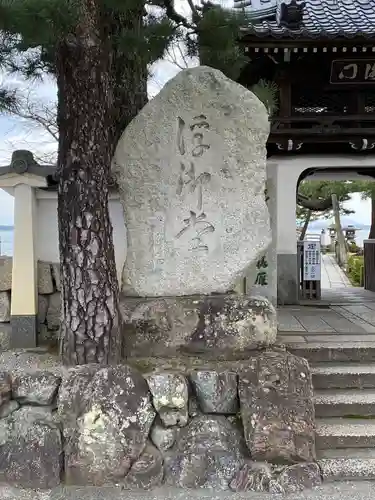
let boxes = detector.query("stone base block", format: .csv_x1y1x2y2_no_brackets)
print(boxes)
10,315,37,349
120,294,277,359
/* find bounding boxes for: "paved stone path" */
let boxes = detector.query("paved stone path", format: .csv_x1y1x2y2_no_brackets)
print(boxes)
278,304,375,344
320,253,375,303
279,252,375,341
321,253,351,289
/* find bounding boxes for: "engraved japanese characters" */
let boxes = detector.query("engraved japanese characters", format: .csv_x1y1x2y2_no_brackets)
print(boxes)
113,66,271,297
175,115,214,253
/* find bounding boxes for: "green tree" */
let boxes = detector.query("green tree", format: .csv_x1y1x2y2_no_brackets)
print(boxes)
349,181,375,238
0,0,266,365
0,33,18,110
0,0,175,365
297,180,355,239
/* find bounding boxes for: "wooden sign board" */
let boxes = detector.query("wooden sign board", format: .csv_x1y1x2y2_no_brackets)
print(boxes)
330,59,375,84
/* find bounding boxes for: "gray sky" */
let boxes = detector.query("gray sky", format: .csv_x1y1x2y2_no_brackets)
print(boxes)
0,0,371,226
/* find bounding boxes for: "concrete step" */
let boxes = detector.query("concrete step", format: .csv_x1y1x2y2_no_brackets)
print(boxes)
314,390,375,417
316,418,375,449
289,342,375,364
318,448,375,481
319,448,375,459
318,456,375,482
312,363,375,389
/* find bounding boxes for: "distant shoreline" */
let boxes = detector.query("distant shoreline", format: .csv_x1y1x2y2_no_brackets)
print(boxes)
0,226,14,231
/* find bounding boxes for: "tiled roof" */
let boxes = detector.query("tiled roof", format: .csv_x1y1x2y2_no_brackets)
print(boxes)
234,0,375,39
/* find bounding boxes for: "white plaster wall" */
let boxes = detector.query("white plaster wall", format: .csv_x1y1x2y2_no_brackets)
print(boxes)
35,194,59,263
249,161,278,305
35,190,127,283
271,155,375,256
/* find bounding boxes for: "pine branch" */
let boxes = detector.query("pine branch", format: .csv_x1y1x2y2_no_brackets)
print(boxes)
161,0,195,30
1,88,58,141
186,0,200,24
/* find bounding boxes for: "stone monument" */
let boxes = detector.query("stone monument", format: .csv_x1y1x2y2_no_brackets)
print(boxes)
113,66,276,357
113,65,271,297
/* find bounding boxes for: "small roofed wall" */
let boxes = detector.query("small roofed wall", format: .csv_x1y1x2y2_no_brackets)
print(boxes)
35,190,127,284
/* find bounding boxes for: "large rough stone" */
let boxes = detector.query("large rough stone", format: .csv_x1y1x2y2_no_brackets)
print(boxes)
38,323,59,347
51,263,61,291
38,294,49,325
58,364,99,442
164,415,246,490
150,421,176,451
0,400,19,418
61,365,156,486
146,373,189,427
0,292,10,322
0,371,11,407
229,461,273,492
190,370,238,414
123,442,164,490
38,261,54,295
46,292,61,330
273,463,322,494
0,323,10,351
121,294,277,358
113,65,270,297
12,371,61,406
120,297,199,357
0,257,12,292
239,351,316,464
188,395,201,418
0,406,62,488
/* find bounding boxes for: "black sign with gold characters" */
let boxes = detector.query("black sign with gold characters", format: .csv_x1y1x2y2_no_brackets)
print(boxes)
330,59,375,84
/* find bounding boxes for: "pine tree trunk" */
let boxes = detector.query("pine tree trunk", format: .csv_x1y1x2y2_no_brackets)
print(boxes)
299,210,311,241
56,0,121,365
369,192,375,239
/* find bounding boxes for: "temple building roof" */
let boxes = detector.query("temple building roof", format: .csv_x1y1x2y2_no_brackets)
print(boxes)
234,0,375,39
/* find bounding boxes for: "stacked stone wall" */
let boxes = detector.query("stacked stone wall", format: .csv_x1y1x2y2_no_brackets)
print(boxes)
0,257,61,345
0,351,319,493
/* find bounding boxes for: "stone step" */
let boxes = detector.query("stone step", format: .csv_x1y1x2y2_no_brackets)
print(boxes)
289,342,375,364
319,448,375,459
312,363,375,389
318,456,375,482
314,390,375,418
316,418,375,449
318,448,375,481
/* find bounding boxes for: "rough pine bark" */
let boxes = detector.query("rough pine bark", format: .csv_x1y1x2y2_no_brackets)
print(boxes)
56,0,122,365
369,192,375,239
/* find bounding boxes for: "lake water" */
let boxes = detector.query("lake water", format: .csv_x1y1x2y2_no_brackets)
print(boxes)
0,229,13,256
0,227,372,258
307,228,371,248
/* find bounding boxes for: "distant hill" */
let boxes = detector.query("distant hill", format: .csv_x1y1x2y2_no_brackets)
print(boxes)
0,225,13,231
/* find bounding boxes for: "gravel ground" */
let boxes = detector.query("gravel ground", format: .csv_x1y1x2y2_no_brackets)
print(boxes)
2,482,375,500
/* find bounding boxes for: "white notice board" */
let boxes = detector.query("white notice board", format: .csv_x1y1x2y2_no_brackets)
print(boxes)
303,240,321,281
